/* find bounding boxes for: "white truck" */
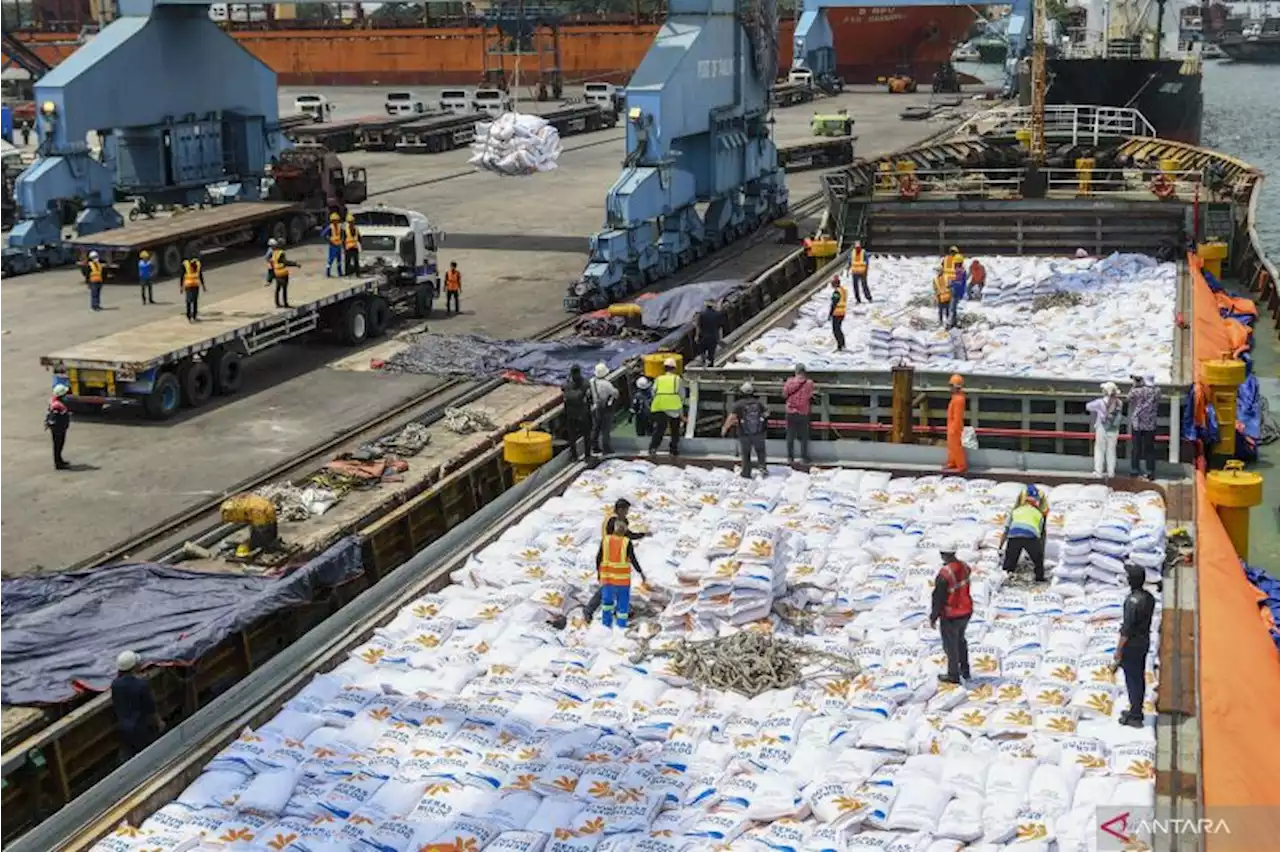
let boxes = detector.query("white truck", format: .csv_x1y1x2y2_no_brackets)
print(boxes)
472,88,514,116
385,91,427,116
294,94,335,123
583,81,624,114
351,204,445,318
439,89,475,114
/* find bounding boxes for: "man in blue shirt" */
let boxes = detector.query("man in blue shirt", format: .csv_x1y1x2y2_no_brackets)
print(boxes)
111,651,164,758
138,250,155,305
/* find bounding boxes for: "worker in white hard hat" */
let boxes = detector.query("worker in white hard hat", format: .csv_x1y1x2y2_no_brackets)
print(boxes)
137,249,156,305
111,650,164,758
84,250,105,311
45,384,72,470
265,237,300,309
648,358,685,457
722,380,769,478
1087,381,1124,479
630,375,654,437
589,362,619,455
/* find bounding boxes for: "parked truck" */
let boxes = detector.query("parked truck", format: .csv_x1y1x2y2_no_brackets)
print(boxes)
41,204,444,420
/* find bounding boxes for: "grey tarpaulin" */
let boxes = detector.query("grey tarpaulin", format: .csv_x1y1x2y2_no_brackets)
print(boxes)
383,333,656,386
0,537,362,705
639,279,748,329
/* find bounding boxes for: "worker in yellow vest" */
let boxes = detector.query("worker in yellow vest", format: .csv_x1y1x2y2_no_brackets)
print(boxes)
265,238,300,308
933,270,953,328
648,358,685,457
848,241,872,303
322,212,343,277
181,253,207,322
829,278,848,350
942,246,965,283
594,517,646,628
343,213,361,277
84,251,105,311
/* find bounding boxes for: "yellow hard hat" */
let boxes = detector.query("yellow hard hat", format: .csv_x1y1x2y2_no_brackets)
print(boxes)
330,212,340,221
346,213,355,222
139,250,150,259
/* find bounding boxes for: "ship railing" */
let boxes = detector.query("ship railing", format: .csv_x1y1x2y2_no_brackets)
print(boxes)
870,168,1025,201
864,165,1206,202
1044,166,1206,200
952,105,1157,144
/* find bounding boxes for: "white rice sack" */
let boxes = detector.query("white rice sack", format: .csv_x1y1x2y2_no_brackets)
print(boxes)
935,796,985,842
883,776,952,832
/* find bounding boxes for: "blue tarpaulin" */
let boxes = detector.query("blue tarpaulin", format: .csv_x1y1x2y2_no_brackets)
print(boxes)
0,537,362,705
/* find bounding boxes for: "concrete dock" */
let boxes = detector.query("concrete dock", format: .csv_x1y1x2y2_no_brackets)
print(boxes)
0,85,985,573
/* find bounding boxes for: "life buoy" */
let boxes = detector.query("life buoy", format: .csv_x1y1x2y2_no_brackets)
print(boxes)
898,173,921,200
1150,174,1175,200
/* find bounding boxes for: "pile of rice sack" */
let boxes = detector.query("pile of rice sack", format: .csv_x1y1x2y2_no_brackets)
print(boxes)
98,462,1166,852
728,253,1177,383
469,112,563,176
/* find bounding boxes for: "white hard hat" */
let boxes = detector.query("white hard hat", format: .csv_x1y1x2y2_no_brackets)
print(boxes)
88,251,99,260
268,238,278,247
1076,248,1089,258
117,650,139,672
636,377,651,389
53,384,70,397
593,362,609,378
741,381,754,394
1101,381,1119,395
663,358,677,368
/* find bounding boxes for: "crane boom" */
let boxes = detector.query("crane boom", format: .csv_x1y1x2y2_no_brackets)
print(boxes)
1030,0,1047,164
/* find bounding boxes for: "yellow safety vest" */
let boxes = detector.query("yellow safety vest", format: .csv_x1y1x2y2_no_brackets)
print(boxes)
850,249,867,274
270,249,289,278
182,259,202,289
87,260,103,284
943,253,965,282
1009,503,1046,538
650,373,683,414
343,223,360,250
599,534,632,586
933,274,951,303
832,285,848,318
328,224,342,246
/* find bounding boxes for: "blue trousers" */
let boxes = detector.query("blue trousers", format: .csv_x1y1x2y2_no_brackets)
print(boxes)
326,245,342,276
600,583,631,628
89,282,102,310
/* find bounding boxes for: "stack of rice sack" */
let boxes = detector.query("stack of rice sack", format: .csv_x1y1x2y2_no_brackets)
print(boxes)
95,462,1166,852
469,112,563,176
727,253,1176,383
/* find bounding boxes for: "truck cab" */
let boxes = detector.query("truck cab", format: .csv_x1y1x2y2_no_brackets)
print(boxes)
787,69,815,89
440,89,475,114
350,204,444,296
385,91,426,116
583,82,623,114
472,89,513,117
295,94,334,123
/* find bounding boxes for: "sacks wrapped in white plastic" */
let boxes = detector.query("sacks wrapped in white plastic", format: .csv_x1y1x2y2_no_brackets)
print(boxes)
470,112,563,176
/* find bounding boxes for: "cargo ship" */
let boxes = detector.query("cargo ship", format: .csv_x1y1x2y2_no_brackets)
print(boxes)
1217,17,1280,61
6,3,978,86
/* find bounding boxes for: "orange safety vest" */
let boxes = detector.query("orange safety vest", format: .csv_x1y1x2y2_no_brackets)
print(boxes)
969,261,986,286
850,248,867,275
939,559,973,618
445,268,461,292
328,224,342,246
599,534,632,587
87,260,103,284
832,285,848,318
343,222,360,250
182,259,202,289
270,249,289,278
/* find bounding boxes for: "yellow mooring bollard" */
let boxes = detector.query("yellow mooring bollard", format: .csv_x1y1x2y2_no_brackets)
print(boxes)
1205,460,1264,561
503,422,553,483
1201,359,1247,458
1196,240,1228,280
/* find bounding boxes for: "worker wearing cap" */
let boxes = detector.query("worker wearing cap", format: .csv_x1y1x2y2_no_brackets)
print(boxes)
181,252,206,322
45,384,72,470
930,547,973,684
137,250,155,305
322,212,343,277
722,381,769,479
1017,483,1050,520
111,651,164,758
848,241,872,304
84,251,105,311
829,277,848,351
266,238,300,309
944,374,968,474
942,245,965,284
444,262,462,314
1003,491,1047,582
589,362,619,455
594,517,646,629
630,376,654,437
648,358,685,457
1127,374,1160,480
343,213,361,276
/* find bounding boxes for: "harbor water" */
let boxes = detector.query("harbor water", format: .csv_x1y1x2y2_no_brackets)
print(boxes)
1203,60,1280,253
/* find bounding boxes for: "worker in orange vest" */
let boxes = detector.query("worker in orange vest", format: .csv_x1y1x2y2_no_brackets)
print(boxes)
342,213,361,277
930,547,973,684
84,251,105,311
181,253,207,322
848,241,872,303
594,517,646,629
444,261,462,314
944,374,968,473
322,212,343,277
829,277,848,351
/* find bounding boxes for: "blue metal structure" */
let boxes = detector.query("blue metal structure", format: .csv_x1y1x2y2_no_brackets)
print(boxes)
567,0,790,311
7,0,282,251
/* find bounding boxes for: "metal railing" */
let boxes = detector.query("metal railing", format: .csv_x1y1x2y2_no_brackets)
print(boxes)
861,165,1207,202
870,167,1024,200
954,104,1157,144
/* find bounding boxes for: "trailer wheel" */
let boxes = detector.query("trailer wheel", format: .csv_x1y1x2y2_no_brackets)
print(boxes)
179,359,214,407
413,285,435,318
160,244,182,278
144,372,183,420
210,348,244,395
366,296,391,337
287,215,307,245
269,220,288,245
340,300,369,345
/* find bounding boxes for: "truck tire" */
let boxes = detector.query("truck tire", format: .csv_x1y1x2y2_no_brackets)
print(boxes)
210,348,244,395
144,372,183,420
288,215,307,245
366,296,390,337
340,300,369,345
179,359,214,407
160,244,182,278
269,220,288,245
413,285,434,318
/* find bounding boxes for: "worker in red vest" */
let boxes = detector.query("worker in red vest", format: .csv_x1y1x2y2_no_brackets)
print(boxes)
848,240,872,303
930,547,973,684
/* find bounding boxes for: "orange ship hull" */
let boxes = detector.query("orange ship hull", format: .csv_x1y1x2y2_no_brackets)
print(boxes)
10,10,975,87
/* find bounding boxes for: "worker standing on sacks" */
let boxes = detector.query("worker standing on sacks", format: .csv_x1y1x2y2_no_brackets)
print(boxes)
322,212,343,277
594,517,646,629
648,358,685,457
943,374,968,473
1003,490,1048,583
848,241,872,303
572,499,650,628
930,546,973,684
829,278,848,351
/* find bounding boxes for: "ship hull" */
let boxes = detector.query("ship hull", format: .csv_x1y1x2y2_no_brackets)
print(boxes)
1218,36,1280,63
9,9,977,86
1036,57,1204,145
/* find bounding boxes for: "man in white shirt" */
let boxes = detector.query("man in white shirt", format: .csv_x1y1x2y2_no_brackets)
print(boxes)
589,362,619,455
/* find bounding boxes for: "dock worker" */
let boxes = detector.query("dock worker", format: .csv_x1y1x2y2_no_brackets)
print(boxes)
943,374,968,474
111,650,164,759
629,376,653,437
783,364,815,466
1112,565,1156,729
1003,488,1047,582
444,261,462,314
266,238,300,309
1017,483,1050,520
942,245,965,284
648,358,686,457
138,250,156,305
600,497,648,541
848,241,872,303
930,546,972,684
45,384,72,470
181,252,206,322
933,268,953,328
829,277,848,351
343,212,361,276
84,251,105,311
1087,381,1124,479
967,258,986,301
563,364,594,462
949,261,967,326
722,381,769,479
322,212,343,277
694,299,725,364
589,362,619,455
594,517,646,629
1127,374,1160,480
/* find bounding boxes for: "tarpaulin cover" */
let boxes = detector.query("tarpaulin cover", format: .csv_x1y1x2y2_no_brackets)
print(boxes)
639,279,748,329
0,537,362,706
382,333,656,386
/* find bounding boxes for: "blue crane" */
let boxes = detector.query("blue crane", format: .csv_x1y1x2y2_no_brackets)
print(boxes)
566,0,790,312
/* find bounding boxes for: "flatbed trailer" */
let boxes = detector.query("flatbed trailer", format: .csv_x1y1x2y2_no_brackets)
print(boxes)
357,114,428,151
39,273,433,419
771,81,817,107
289,114,424,153
540,103,619,135
394,112,479,153
778,135,857,172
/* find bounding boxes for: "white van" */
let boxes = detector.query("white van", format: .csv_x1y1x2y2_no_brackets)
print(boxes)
385,91,426,116
439,89,475,114
294,94,334,123
583,81,622,114
472,88,513,117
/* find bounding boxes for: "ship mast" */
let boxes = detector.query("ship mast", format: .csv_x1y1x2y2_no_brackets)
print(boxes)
1030,0,1047,164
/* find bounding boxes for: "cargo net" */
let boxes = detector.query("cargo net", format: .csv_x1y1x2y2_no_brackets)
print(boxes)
469,112,564,177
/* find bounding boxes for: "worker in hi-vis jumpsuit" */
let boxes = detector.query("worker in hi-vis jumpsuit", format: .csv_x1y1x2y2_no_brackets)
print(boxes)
944,373,968,473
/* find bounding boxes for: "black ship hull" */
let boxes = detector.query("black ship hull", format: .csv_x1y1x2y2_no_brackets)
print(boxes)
1218,36,1280,63
1035,57,1204,145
